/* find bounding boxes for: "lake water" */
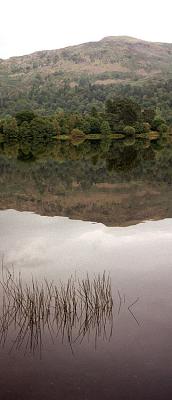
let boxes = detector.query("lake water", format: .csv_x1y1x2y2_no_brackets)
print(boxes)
0,137,172,399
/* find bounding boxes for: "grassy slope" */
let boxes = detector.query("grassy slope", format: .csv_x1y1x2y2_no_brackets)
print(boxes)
1,36,172,114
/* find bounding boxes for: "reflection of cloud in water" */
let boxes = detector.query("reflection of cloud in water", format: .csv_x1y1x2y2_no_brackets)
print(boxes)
0,211,172,282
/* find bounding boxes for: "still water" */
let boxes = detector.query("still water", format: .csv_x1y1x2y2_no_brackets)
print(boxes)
0,137,172,399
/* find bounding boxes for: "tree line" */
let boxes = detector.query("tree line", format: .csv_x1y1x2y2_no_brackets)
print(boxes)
0,98,168,150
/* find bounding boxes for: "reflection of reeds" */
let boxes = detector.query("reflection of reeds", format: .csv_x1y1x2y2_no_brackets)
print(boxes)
0,267,114,356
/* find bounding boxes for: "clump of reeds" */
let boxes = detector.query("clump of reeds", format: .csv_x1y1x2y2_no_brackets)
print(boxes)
0,266,113,355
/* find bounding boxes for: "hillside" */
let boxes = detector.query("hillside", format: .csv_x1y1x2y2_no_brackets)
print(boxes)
1,36,172,118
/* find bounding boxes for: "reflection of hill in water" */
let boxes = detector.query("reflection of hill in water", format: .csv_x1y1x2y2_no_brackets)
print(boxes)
1,136,172,226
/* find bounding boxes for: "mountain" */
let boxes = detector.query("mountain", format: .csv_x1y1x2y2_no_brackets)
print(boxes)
1,36,172,118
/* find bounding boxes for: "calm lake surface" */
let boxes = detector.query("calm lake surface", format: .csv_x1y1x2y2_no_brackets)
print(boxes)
0,137,172,399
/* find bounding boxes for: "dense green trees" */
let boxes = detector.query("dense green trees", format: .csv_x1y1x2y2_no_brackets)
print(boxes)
15,111,36,126
100,121,111,135
0,98,167,160
0,116,170,173
3,118,19,141
123,126,136,136
106,98,142,126
0,74,171,122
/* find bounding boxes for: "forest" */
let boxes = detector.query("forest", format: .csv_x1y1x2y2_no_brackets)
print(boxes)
0,98,168,151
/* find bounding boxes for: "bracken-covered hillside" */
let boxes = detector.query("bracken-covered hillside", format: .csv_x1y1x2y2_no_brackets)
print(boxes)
1,36,172,118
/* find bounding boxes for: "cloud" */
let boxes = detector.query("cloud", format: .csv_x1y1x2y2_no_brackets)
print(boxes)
1,0,172,58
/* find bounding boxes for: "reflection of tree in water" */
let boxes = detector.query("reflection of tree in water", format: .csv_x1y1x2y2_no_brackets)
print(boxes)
100,136,112,153
0,137,172,187
106,145,139,172
1,136,172,224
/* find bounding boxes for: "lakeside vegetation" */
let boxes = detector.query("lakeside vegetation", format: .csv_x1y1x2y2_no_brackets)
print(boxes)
0,98,169,162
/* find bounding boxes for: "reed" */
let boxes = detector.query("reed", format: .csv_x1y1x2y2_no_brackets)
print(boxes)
0,266,113,355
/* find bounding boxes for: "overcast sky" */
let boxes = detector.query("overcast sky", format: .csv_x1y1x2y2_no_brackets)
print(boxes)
1,0,172,59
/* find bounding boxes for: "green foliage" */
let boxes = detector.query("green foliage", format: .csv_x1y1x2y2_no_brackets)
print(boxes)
124,137,135,146
15,111,36,126
142,109,156,124
1,73,172,125
123,126,136,136
19,122,32,143
71,129,86,145
0,120,4,134
134,122,151,134
159,123,168,133
106,98,142,126
85,116,101,134
3,117,19,141
100,121,111,135
0,98,167,160
100,136,112,152
30,117,56,144
52,119,61,136
143,123,151,133
152,116,166,131
71,128,85,138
